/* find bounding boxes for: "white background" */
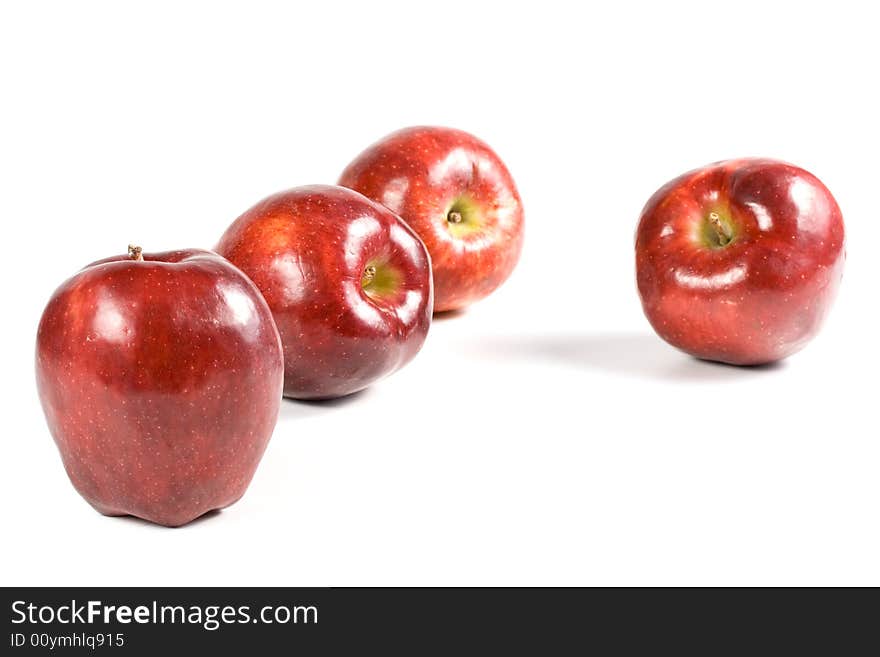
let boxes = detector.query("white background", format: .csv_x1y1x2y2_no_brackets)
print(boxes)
2,1,877,586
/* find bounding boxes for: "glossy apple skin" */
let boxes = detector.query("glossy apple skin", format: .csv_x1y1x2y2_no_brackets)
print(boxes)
35,249,284,527
216,185,433,400
636,158,845,365
339,126,524,312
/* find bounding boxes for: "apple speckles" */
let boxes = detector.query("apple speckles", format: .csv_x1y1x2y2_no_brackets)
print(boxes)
339,126,524,312
636,158,845,365
217,185,432,400
36,249,284,527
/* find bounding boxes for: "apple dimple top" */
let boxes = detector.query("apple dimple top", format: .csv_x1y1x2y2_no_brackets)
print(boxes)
636,158,844,293
338,126,525,312
634,158,845,365
215,184,433,399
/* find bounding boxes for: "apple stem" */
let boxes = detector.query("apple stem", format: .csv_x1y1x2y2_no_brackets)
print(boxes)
708,212,732,246
128,244,144,261
362,264,377,286
447,211,463,224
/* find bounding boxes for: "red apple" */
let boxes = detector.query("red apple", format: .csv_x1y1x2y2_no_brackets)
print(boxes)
339,126,524,312
36,247,284,527
636,158,845,365
216,185,432,400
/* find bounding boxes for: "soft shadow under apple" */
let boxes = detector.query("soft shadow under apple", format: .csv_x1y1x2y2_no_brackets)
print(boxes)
457,332,785,383
108,508,223,530
278,387,371,422
432,307,469,322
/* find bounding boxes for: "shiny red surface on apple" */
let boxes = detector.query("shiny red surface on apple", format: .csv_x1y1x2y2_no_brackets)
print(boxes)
216,185,432,400
636,158,845,365
36,249,284,527
339,126,524,312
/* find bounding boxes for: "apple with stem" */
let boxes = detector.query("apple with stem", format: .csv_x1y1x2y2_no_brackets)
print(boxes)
36,247,284,527
216,185,433,400
339,126,524,313
635,158,845,365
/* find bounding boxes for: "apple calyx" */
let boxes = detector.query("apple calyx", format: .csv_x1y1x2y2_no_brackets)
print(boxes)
361,260,402,303
444,196,483,238
704,212,734,248
128,244,144,261
362,264,377,286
